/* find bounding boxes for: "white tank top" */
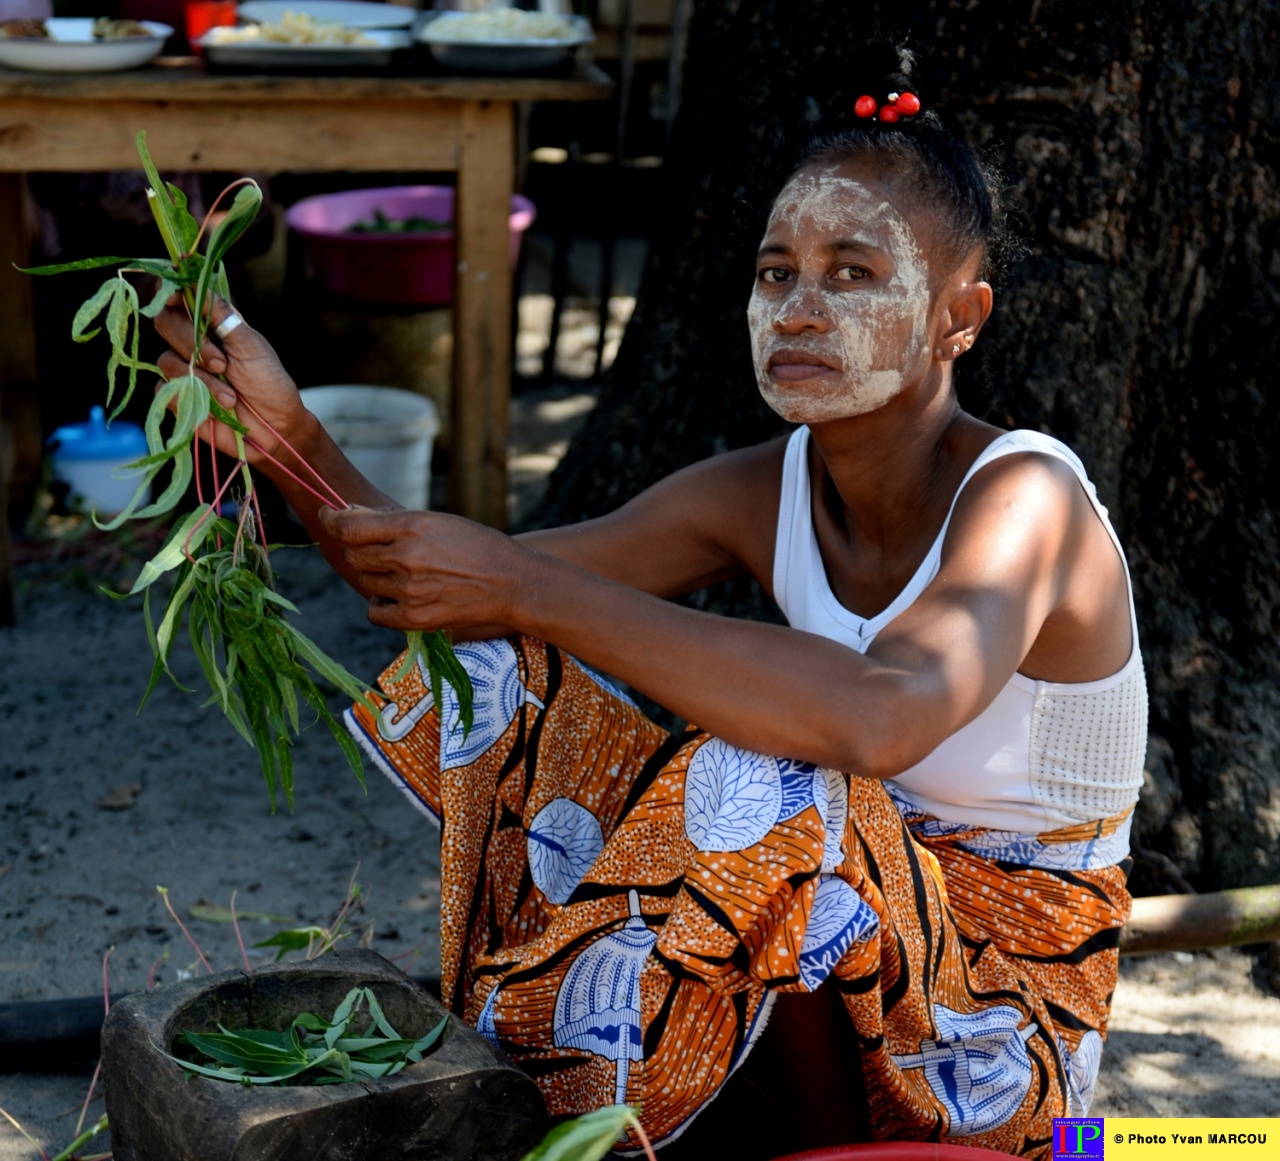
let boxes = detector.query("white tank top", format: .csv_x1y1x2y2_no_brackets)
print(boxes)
772,426,1147,833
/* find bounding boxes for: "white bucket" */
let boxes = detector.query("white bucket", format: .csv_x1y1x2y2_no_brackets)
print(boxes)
300,385,440,510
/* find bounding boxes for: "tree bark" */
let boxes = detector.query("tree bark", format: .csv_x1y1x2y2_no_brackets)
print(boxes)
538,0,1280,890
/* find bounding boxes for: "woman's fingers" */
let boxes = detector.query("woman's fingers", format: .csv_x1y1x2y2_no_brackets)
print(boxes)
152,302,199,362
152,304,225,374
366,596,409,630
152,295,259,375
154,350,237,407
199,294,252,370
317,506,407,547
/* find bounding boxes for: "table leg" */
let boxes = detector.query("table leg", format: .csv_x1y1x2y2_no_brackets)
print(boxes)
0,172,40,627
452,100,515,530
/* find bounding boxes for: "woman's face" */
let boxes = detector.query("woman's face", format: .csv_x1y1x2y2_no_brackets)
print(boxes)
747,161,934,425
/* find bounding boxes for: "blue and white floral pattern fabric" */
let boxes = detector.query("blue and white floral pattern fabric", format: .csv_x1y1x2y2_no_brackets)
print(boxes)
345,636,1130,1157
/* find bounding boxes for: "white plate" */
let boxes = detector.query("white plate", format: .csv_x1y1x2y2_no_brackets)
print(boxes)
198,25,410,67
0,18,171,72
417,11,591,73
237,0,416,29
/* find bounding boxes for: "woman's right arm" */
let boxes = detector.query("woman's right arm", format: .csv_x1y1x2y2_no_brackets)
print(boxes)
153,297,783,604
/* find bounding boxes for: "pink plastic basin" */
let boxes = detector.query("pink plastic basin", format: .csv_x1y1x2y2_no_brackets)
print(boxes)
285,185,536,307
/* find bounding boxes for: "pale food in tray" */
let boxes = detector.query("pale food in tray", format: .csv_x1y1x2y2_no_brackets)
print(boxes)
237,0,416,30
205,8,376,45
417,9,592,73
199,7,409,66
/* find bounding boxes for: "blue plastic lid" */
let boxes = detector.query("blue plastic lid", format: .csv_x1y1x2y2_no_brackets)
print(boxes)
48,406,148,461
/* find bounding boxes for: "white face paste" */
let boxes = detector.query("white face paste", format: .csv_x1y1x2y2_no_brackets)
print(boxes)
747,165,932,424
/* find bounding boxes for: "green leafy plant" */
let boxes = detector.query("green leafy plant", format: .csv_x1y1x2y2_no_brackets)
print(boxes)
169,986,448,1086
520,1105,656,1161
22,131,473,807
346,208,450,233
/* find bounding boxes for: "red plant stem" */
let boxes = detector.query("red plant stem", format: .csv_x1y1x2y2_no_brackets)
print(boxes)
235,396,350,510
193,433,205,508
72,948,114,1138
209,417,223,550
249,483,270,564
245,437,344,512
74,1063,102,1142
632,1117,658,1161
183,461,245,561
147,950,167,990
158,887,214,975
230,890,252,974
233,482,253,553
186,177,256,258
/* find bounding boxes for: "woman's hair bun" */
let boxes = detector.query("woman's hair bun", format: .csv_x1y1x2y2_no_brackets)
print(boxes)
841,39,919,117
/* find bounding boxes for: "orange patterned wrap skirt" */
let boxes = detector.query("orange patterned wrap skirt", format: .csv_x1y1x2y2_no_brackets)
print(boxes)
345,636,1131,1157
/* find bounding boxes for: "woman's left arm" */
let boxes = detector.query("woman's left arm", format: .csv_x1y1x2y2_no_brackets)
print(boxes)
319,453,1118,776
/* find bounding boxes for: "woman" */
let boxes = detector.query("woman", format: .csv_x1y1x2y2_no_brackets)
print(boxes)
156,51,1144,1159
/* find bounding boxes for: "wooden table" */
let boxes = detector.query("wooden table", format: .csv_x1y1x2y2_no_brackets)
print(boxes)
0,59,612,623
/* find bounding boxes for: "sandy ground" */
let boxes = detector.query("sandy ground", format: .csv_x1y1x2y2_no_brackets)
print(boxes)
2,387,1279,1159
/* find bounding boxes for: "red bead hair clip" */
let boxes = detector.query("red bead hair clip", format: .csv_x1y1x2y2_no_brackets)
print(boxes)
854,90,922,122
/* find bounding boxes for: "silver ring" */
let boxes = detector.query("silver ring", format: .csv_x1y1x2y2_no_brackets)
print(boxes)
214,312,244,340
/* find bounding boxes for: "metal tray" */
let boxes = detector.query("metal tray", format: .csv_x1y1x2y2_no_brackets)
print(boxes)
197,27,411,69
416,12,592,74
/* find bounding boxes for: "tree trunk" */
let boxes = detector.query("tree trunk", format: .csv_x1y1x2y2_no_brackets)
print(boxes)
538,0,1280,891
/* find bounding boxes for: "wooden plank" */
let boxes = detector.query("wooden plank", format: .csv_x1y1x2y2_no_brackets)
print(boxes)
451,99,514,529
1119,885,1280,956
0,59,614,104
0,99,461,172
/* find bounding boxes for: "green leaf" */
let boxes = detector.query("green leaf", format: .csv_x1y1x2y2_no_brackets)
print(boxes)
180,1029,304,1069
188,901,292,924
137,131,195,262
278,621,377,710
519,1106,640,1161
407,1014,450,1057
127,375,210,469
252,927,327,961
291,1012,330,1034
208,393,249,435
393,631,422,682
192,182,261,344
315,697,367,792
121,446,192,522
141,276,185,318
427,629,474,738
20,255,133,276
70,278,121,344
361,988,399,1042
277,732,295,812
155,565,198,664
324,988,365,1049
174,989,446,1088
396,630,475,740
127,505,213,595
